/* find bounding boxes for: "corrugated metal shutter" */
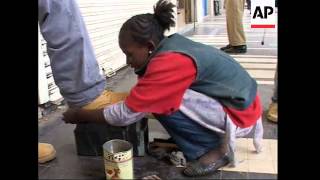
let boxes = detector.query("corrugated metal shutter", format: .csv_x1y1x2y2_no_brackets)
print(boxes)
38,0,177,104
38,26,63,104
77,0,159,77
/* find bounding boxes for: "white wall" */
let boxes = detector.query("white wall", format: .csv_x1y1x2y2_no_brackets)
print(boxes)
196,0,205,22
38,26,50,104
38,25,63,104
208,0,214,16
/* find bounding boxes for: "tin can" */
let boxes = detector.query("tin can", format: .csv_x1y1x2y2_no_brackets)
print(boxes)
103,139,133,179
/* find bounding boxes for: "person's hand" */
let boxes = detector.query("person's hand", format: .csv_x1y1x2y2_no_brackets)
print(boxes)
62,108,83,124
62,108,106,124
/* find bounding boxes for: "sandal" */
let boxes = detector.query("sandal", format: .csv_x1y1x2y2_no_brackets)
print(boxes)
183,155,230,177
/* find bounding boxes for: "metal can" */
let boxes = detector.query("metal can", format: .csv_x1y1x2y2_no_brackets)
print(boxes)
103,139,133,179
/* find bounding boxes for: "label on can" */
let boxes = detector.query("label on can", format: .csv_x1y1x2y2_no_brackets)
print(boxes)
104,149,133,179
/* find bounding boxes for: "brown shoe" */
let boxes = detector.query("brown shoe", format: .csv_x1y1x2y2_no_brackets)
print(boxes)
267,102,277,123
38,143,56,163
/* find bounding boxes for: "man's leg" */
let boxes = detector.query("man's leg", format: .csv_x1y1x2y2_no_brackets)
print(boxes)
39,0,106,108
38,0,128,163
267,66,278,122
247,0,251,10
221,0,247,53
220,0,232,51
39,0,129,110
228,0,246,46
272,65,278,103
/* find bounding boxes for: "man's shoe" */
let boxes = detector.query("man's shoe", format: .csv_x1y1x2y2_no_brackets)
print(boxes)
223,45,247,54
267,102,277,123
220,44,232,51
39,143,56,163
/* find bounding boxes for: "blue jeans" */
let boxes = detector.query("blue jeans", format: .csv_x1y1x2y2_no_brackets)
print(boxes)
155,110,223,161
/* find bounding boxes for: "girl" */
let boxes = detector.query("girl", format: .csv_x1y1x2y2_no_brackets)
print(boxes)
63,0,262,177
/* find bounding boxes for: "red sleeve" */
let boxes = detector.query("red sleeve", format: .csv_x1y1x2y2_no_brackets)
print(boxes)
125,52,196,115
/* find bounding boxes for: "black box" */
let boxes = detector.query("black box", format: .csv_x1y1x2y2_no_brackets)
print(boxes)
74,118,148,156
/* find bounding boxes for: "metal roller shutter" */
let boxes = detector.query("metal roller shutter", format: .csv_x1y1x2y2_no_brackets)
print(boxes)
78,0,159,77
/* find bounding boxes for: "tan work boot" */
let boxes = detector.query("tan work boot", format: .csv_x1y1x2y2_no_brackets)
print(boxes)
82,90,155,118
82,90,129,110
38,143,56,163
267,102,277,123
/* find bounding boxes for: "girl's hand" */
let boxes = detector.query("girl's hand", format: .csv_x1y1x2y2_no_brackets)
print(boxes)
62,108,106,124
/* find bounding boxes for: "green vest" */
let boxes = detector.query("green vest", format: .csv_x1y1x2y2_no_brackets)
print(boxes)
136,33,257,110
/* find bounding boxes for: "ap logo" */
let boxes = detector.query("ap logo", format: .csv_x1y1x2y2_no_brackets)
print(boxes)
251,0,276,28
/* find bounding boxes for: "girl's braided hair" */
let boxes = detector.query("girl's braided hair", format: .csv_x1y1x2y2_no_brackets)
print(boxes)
119,0,175,45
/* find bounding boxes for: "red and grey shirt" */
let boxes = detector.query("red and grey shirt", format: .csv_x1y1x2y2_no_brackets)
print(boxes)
124,52,262,128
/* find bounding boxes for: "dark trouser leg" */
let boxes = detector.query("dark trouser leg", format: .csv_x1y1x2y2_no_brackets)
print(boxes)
272,65,278,103
155,110,223,161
